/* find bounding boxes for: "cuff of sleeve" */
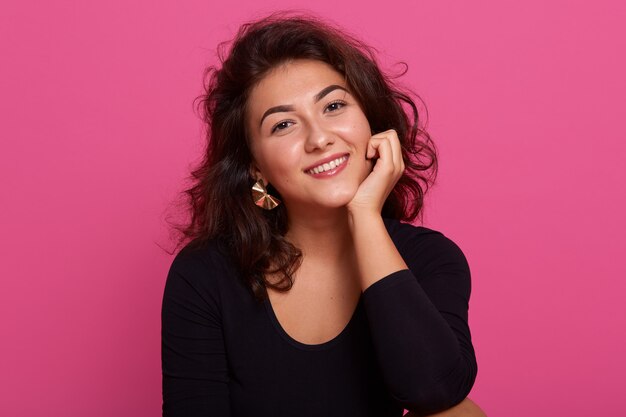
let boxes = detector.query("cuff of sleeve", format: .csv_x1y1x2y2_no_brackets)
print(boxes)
362,269,416,298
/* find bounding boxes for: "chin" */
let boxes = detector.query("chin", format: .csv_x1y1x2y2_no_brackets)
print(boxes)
285,184,360,211
320,188,358,208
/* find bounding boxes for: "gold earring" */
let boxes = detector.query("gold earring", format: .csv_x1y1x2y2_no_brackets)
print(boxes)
251,179,281,210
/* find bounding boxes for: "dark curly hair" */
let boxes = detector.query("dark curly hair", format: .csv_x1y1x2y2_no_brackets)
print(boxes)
170,11,438,302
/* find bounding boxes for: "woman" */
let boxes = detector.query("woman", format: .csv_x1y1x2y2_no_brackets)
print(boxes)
162,12,485,417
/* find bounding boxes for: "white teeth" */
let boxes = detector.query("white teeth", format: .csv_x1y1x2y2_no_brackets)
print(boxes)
307,156,348,174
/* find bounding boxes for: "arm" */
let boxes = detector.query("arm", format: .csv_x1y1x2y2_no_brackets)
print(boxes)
347,129,408,290
161,250,231,416
359,229,477,414
347,130,477,413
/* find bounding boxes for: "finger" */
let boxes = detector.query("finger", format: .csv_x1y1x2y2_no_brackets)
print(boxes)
366,137,382,159
372,138,395,176
381,129,403,172
391,138,405,177
367,137,391,162
368,130,395,155
371,130,403,174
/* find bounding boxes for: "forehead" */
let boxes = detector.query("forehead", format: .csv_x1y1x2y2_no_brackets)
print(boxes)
248,59,346,109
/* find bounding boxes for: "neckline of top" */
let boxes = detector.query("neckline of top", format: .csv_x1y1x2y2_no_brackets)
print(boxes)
263,294,363,351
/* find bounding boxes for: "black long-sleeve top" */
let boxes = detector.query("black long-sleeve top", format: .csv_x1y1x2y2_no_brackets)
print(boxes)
161,218,477,416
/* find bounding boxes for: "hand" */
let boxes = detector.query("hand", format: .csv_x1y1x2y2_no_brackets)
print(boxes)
347,129,405,216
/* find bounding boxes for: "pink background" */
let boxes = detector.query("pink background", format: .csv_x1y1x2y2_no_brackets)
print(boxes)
2,0,624,415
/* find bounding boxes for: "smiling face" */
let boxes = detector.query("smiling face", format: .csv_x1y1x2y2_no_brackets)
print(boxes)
246,59,373,217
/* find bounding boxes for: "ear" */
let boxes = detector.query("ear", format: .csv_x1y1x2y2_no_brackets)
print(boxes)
249,163,265,184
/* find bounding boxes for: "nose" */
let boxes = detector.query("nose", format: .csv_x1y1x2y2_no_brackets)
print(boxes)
304,120,335,153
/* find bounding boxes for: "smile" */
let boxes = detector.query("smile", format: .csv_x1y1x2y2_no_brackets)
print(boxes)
305,155,349,175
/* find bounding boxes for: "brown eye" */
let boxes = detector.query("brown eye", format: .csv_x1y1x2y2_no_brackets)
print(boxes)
325,100,346,112
271,120,294,133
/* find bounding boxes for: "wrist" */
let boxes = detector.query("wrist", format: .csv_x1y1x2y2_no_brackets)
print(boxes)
347,208,384,234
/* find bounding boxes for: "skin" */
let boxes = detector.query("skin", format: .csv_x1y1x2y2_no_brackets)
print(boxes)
248,59,375,219
246,59,484,416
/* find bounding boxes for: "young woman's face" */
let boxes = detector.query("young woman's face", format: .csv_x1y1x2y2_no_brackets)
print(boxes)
246,59,373,215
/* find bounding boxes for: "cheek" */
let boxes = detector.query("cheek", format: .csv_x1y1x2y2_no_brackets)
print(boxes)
255,142,301,182
342,112,372,145
360,159,375,181
335,122,371,147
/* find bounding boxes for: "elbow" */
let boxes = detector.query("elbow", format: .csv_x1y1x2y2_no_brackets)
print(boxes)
394,356,478,416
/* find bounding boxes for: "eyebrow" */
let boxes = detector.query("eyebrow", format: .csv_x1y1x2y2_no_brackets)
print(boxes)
314,84,348,102
259,84,349,127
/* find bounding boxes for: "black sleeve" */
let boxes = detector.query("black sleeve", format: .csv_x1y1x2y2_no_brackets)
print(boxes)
361,230,477,415
161,249,231,416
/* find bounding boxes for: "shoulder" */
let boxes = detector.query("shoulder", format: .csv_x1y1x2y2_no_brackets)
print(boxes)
383,217,471,286
170,238,233,277
383,217,449,249
383,217,467,258
164,239,237,306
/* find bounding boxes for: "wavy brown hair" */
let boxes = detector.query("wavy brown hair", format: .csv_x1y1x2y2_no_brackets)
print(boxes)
170,12,438,302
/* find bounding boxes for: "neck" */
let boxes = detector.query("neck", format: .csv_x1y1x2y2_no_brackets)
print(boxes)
286,206,354,263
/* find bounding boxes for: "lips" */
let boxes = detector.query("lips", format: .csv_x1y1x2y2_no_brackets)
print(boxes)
304,153,349,174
